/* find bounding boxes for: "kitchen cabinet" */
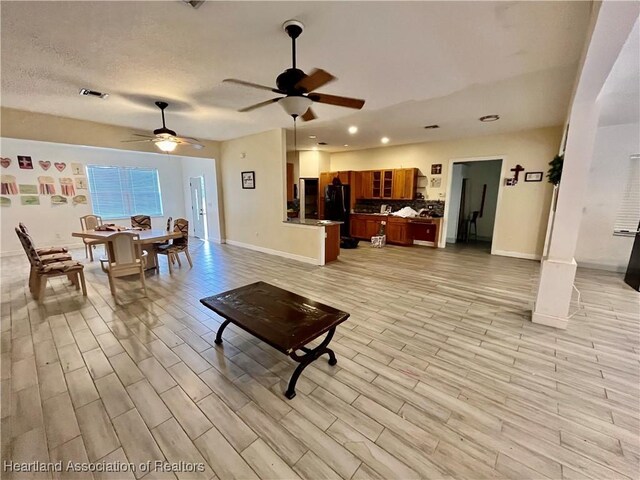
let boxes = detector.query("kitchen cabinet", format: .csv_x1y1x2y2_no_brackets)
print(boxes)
382,170,393,199
350,214,384,240
371,171,382,198
286,163,295,202
391,168,417,200
386,217,412,245
358,171,372,199
409,218,441,245
350,215,367,238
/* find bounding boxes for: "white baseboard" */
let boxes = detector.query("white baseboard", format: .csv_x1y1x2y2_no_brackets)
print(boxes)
492,249,541,261
531,308,568,329
224,239,320,265
413,240,435,247
575,261,626,273
1,242,86,258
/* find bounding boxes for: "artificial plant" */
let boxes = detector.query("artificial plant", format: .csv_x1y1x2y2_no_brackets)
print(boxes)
547,154,564,185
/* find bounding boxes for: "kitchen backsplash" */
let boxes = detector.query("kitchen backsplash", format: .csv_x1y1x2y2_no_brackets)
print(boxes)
354,199,445,216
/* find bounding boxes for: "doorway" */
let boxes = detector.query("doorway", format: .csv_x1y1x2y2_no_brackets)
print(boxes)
189,176,208,239
444,158,503,253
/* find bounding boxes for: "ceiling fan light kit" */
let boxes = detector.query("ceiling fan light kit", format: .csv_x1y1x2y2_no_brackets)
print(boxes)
279,96,312,117
121,101,204,152
156,139,178,152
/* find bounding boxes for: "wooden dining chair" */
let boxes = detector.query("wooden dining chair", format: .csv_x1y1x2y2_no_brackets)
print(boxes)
80,214,105,261
157,218,192,274
15,229,86,302
18,222,69,255
103,232,148,303
131,215,152,230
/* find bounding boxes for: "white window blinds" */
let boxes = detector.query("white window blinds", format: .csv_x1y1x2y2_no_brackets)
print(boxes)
87,165,163,219
613,154,640,235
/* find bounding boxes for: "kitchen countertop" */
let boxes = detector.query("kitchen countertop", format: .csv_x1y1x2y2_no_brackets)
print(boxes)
285,219,344,227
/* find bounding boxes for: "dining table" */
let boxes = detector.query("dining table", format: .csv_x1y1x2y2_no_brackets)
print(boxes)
72,228,181,270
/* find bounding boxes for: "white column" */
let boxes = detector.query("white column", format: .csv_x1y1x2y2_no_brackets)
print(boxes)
532,3,640,329
532,102,600,328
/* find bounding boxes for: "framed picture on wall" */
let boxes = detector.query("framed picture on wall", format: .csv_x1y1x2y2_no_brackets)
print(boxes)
431,164,442,175
525,172,543,182
241,171,255,189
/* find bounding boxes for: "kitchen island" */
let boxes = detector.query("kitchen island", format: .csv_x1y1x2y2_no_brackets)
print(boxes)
285,219,343,263
350,213,441,247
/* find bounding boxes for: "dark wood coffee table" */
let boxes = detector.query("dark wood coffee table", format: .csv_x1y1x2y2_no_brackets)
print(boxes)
200,281,350,399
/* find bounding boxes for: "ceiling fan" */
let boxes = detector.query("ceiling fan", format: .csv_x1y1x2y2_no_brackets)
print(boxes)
224,20,365,121
122,101,204,152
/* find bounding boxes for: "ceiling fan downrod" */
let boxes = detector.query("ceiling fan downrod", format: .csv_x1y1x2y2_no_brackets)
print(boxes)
283,20,304,70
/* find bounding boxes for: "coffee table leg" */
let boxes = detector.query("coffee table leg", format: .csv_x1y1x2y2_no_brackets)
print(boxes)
214,320,231,345
285,327,337,399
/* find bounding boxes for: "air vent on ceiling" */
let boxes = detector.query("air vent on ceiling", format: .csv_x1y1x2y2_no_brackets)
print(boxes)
182,0,205,8
79,88,109,99
424,124,440,129
318,142,328,145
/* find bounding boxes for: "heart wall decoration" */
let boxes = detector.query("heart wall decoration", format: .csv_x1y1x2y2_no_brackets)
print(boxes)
39,160,51,171
0,158,10,168
54,162,67,172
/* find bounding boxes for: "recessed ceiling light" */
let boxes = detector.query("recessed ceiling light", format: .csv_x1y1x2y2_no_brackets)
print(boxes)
312,146,318,151
348,126,358,134
309,135,317,139
381,137,390,144
79,88,109,99
479,114,500,122
424,124,440,129
343,144,349,147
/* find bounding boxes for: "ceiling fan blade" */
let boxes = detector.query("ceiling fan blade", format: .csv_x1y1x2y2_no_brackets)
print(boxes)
308,92,365,110
295,69,336,93
223,78,284,94
131,133,154,138
301,108,317,122
176,137,205,150
121,139,154,143
238,97,281,112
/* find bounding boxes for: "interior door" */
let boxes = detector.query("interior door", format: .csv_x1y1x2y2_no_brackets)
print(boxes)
189,177,206,239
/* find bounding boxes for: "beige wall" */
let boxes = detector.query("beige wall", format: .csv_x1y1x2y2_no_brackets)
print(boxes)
299,150,331,178
330,126,563,258
1,107,221,159
220,129,323,264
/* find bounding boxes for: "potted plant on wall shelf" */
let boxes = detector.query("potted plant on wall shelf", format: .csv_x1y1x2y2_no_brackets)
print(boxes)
547,154,564,185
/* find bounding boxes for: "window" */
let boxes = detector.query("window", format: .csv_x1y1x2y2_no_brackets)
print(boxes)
87,165,163,219
613,154,640,235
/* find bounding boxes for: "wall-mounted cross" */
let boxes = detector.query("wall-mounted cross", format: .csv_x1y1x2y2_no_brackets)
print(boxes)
510,164,525,181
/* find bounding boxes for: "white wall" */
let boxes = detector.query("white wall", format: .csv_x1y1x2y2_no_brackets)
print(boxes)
575,123,640,271
299,150,331,178
180,156,223,243
0,137,187,256
220,129,324,265
331,126,561,258
446,164,467,243
462,160,502,241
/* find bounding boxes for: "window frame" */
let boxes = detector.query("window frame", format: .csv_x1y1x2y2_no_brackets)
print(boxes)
86,165,164,220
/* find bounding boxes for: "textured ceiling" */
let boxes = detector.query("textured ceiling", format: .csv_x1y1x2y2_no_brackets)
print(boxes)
1,1,593,152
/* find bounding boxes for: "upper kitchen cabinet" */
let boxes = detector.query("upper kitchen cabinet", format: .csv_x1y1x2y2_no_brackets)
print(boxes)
392,168,418,200
286,163,295,202
370,170,394,199
357,171,372,199
382,170,393,198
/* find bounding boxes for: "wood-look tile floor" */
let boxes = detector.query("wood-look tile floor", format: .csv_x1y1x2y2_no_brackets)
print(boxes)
1,240,639,480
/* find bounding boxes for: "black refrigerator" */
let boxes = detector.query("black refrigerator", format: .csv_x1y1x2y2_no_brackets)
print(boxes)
325,184,350,238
